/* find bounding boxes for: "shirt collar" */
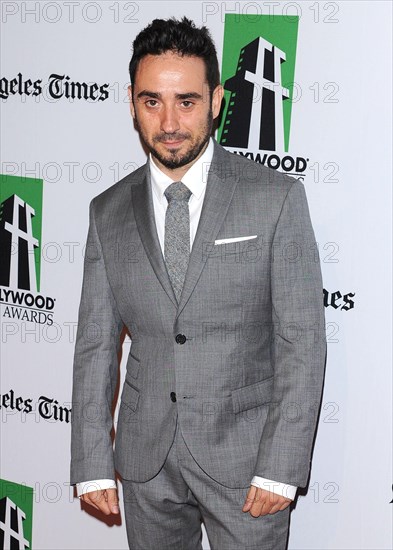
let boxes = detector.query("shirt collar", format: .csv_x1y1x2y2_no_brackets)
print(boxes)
149,137,214,204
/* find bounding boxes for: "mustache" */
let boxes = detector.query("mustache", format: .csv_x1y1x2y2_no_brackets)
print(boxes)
153,132,191,143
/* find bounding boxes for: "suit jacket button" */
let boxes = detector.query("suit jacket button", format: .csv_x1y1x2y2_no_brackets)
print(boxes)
175,334,186,344
170,392,177,403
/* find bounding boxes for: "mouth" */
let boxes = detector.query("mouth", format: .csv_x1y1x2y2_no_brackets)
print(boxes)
155,134,190,148
160,139,185,148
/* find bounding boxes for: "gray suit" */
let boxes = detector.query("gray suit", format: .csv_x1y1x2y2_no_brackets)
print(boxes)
70,140,326,546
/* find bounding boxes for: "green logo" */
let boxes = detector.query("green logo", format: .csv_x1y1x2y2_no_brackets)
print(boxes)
0,174,43,292
0,478,34,548
218,14,299,153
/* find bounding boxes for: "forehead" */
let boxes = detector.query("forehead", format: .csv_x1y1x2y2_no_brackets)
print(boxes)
134,51,207,92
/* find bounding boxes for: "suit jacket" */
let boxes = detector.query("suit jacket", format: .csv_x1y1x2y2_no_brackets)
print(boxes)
70,140,326,489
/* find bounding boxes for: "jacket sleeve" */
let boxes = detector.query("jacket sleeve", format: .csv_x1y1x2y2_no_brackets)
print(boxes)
254,179,327,487
70,199,124,485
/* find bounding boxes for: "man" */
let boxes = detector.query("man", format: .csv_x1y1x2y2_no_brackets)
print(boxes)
70,17,326,550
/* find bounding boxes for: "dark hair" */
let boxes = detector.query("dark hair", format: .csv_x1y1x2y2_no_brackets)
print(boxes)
129,17,220,95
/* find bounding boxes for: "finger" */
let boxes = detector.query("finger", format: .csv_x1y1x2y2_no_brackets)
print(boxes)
249,495,268,517
251,492,281,517
279,500,292,511
242,485,257,512
85,490,112,515
106,488,120,514
249,489,270,517
269,497,291,514
267,501,283,515
81,494,101,512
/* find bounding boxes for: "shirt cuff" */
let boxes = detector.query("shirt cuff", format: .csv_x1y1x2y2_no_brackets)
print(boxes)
251,476,297,500
76,479,117,498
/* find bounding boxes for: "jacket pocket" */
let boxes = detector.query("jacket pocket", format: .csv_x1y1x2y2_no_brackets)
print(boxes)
127,351,140,380
121,379,140,411
231,376,274,414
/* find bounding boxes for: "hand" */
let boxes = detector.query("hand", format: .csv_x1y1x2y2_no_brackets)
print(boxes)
80,487,120,516
242,486,291,517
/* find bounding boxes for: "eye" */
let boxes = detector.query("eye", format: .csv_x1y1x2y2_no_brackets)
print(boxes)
181,100,194,108
145,99,158,107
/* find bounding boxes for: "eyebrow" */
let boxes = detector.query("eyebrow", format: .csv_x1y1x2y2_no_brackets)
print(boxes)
136,90,203,100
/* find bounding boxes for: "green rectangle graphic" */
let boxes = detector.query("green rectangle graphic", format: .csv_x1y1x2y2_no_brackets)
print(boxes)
0,174,43,292
217,14,299,153
0,478,34,549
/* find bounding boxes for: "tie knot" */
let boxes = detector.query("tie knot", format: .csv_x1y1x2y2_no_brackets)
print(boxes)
164,181,192,203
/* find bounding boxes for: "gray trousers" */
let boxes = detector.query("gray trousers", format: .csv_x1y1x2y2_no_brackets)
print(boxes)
121,420,290,550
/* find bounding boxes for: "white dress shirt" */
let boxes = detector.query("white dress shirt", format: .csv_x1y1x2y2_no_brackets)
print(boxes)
76,138,297,501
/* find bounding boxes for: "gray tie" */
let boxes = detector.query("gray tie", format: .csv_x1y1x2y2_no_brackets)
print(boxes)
164,181,192,303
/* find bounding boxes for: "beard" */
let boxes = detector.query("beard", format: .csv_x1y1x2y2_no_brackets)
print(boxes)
134,108,213,170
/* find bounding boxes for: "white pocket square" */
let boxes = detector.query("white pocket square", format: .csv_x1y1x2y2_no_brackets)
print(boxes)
214,235,257,245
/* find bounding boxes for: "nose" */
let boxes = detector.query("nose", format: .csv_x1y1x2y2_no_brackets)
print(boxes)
160,104,180,134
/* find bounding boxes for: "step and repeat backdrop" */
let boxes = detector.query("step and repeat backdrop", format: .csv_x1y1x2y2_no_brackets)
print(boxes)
1,1,392,549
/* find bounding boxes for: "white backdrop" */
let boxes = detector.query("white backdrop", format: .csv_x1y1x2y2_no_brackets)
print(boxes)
0,1,392,549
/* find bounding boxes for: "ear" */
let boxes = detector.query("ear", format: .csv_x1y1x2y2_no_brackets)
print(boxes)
211,84,224,119
128,85,135,119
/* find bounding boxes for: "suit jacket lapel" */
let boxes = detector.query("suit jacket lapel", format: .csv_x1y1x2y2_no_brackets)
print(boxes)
131,143,239,316
131,164,178,307
175,143,239,319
